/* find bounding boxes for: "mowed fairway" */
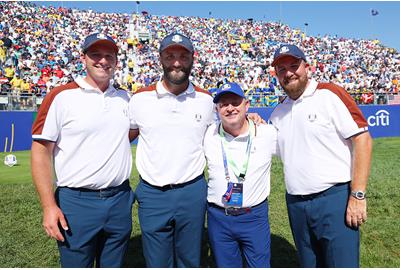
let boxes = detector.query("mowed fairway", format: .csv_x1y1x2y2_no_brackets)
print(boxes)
0,137,399,267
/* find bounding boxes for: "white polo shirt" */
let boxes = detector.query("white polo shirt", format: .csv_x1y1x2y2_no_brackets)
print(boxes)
269,79,368,195
32,77,132,189
129,81,215,186
205,122,278,208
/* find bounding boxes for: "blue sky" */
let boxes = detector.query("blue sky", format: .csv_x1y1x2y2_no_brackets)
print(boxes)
37,1,399,51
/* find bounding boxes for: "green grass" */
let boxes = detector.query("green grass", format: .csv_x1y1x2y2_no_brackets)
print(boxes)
0,137,399,267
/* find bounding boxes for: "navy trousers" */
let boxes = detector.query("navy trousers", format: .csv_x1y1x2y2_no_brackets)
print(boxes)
286,182,359,267
55,181,135,267
135,175,207,267
207,201,271,268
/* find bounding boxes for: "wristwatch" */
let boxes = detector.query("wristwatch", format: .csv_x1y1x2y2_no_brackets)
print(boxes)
351,190,366,200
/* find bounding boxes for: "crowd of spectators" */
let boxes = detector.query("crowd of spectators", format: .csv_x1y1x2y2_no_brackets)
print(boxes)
0,1,399,107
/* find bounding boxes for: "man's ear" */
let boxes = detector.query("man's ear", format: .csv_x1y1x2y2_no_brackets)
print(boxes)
305,62,311,78
245,99,250,112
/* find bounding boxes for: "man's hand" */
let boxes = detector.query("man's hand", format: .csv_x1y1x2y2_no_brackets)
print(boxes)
346,196,367,228
247,113,266,125
43,205,69,242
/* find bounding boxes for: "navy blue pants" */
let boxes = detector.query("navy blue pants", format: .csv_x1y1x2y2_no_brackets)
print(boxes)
286,182,359,267
55,181,135,267
135,175,207,267
207,201,271,268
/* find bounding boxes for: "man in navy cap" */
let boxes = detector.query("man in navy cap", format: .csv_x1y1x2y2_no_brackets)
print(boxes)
31,33,134,267
128,32,214,267
204,82,277,267
269,44,372,267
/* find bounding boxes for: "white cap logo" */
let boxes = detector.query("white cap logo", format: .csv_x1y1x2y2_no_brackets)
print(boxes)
222,83,231,90
172,34,183,43
280,46,289,54
96,33,107,40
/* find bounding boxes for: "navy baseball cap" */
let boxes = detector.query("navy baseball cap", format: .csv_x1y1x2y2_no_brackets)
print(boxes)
271,44,306,66
82,33,118,54
159,33,194,54
213,82,245,103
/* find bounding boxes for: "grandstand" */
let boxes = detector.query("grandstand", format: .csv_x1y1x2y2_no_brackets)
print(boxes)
0,1,399,111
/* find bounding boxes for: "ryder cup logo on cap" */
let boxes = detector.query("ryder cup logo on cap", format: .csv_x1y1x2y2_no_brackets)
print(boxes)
159,33,194,53
279,46,290,54
82,32,118,54
271,44,307,66
213,82,245,103
172,34,183,43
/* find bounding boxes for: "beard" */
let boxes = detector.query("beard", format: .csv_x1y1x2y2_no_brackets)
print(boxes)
162,63,192,85
280,73,309,100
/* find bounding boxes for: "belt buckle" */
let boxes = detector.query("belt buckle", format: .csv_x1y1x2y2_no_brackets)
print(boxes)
225,207,234,216
225,207,241,216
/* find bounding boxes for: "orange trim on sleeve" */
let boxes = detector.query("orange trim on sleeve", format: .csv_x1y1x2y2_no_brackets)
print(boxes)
134,84,157,95
317,83,368,128
194,85,211,96
32,82,79,136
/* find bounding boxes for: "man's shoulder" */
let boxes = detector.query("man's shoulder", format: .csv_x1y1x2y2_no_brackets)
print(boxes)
113,88,131,101
45,81,80,101
134,84,157,95
193,85,211,97
269,102,287,119
256,123,277,137
205,122,219,137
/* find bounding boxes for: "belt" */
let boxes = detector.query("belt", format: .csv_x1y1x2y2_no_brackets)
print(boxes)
140,173,204,191
59,179,130,197
288,181,350,201
208,199,268,216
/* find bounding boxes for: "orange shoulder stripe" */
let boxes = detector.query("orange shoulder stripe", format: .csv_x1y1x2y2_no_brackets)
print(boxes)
32,82,79,136
316,83,367,128
194,85,211,96
134,84,157,95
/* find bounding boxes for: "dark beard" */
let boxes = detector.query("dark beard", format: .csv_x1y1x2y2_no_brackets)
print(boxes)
281,74,308,100
162,64,192,85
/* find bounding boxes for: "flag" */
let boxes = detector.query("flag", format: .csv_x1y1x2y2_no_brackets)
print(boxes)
371,9,379,16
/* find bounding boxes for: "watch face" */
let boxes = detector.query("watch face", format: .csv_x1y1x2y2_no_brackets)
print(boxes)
355,191,365,199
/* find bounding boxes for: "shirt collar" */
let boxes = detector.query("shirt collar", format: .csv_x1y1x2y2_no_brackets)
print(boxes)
75,77,116,95
156,81,195,97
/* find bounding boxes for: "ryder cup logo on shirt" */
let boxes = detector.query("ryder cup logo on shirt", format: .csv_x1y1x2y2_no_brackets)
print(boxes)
195,113,202,122
172,34,183,43
308,113,317,122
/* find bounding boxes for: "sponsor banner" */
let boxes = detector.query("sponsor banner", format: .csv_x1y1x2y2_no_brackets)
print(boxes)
249,105,400,139
361,105,400,138
0,111,33,152
0,105,399,151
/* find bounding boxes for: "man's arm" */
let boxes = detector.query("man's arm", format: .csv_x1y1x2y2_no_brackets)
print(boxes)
129,129,139,142
31,140,68,242
346,131,373,228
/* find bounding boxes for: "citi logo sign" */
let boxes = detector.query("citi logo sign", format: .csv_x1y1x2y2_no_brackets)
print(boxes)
367,110,390,127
